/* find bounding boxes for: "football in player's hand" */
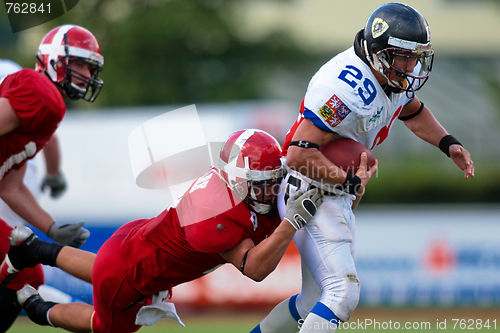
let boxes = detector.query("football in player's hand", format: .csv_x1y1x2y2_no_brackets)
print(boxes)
320,137,375,173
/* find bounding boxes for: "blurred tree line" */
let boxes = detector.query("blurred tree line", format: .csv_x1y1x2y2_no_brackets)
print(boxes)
0,0,498,203
6,0,322,107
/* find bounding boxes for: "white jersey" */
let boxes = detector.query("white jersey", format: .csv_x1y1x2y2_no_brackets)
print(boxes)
284,47,413,151
277,47,413,327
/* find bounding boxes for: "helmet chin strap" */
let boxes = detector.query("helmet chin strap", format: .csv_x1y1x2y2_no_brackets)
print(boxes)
58,77,86,100
249,202,272,215
67,81,87,98
248,184,274,215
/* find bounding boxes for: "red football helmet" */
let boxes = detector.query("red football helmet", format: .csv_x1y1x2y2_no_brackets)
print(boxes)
219,129,284,215
35,24,104,102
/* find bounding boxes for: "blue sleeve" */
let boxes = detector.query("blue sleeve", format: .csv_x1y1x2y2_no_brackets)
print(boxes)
303,108,334,133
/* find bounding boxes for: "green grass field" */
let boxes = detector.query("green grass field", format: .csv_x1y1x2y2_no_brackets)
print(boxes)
8,308,499,332
9,313,260,333
9,316,256,332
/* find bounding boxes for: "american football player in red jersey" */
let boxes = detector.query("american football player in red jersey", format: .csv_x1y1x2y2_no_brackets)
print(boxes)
0,25,103,331
1,129,323,333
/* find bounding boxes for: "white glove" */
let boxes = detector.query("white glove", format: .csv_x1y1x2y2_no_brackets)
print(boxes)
135,291,185,327
47,222,90,248
284,188,323,230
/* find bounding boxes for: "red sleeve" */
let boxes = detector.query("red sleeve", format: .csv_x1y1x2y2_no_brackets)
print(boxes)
184,213,245,253
0,69,65,133
178,170,254,253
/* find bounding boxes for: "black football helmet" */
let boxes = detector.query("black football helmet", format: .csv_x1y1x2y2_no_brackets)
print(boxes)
362,3,434,94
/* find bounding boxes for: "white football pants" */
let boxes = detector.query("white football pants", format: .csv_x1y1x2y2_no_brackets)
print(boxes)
269,172,361,332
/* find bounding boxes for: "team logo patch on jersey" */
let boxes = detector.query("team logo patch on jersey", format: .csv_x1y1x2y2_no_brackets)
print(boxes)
319,94,351,127
372,18,389,39
369,106,383,123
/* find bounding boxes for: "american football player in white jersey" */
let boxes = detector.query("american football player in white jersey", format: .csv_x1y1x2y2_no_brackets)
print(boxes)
251,3,474,333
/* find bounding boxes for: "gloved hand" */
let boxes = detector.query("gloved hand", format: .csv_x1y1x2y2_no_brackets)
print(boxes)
47,222,90,248
284,188,323,231
41,173,67,199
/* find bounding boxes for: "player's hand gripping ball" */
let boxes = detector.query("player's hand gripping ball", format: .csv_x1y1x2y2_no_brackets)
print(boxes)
320,137,375,173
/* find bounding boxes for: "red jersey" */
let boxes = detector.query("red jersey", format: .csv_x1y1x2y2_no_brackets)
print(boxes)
0,69,65,179
119,169,281,295
282,99,306,157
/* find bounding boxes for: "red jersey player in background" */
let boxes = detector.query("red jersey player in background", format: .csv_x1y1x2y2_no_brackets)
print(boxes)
0,25,104,332
0,58,70,332
2,129,323,333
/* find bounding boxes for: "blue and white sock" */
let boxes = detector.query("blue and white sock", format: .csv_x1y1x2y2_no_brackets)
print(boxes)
299,302,340,332
251,294,301,333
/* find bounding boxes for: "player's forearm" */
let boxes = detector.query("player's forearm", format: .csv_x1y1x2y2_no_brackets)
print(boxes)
0,182,54,233
43,134,62,175
287,147,347,185
403,107,447,147
243,222,295,282
56,246,95,283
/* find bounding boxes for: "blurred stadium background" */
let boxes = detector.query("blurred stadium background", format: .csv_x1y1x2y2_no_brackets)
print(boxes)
1,0,499,332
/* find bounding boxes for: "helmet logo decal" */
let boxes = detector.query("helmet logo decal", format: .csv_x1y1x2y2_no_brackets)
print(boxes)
371,18,389,38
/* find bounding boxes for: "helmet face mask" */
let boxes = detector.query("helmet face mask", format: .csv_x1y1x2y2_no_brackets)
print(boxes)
233,171,283,215
371,45,434,93
218,129,285,215
362,3,434,94
36,25,104,102
49,56,104,102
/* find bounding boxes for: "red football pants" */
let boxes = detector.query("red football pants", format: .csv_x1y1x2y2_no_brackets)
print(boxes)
91,220,151,333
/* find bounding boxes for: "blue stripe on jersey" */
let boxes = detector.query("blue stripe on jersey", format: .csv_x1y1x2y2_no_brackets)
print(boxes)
303,108,333,132
404,96,415,106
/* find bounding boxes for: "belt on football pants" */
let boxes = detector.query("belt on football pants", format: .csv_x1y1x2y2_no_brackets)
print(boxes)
285,175,338,204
